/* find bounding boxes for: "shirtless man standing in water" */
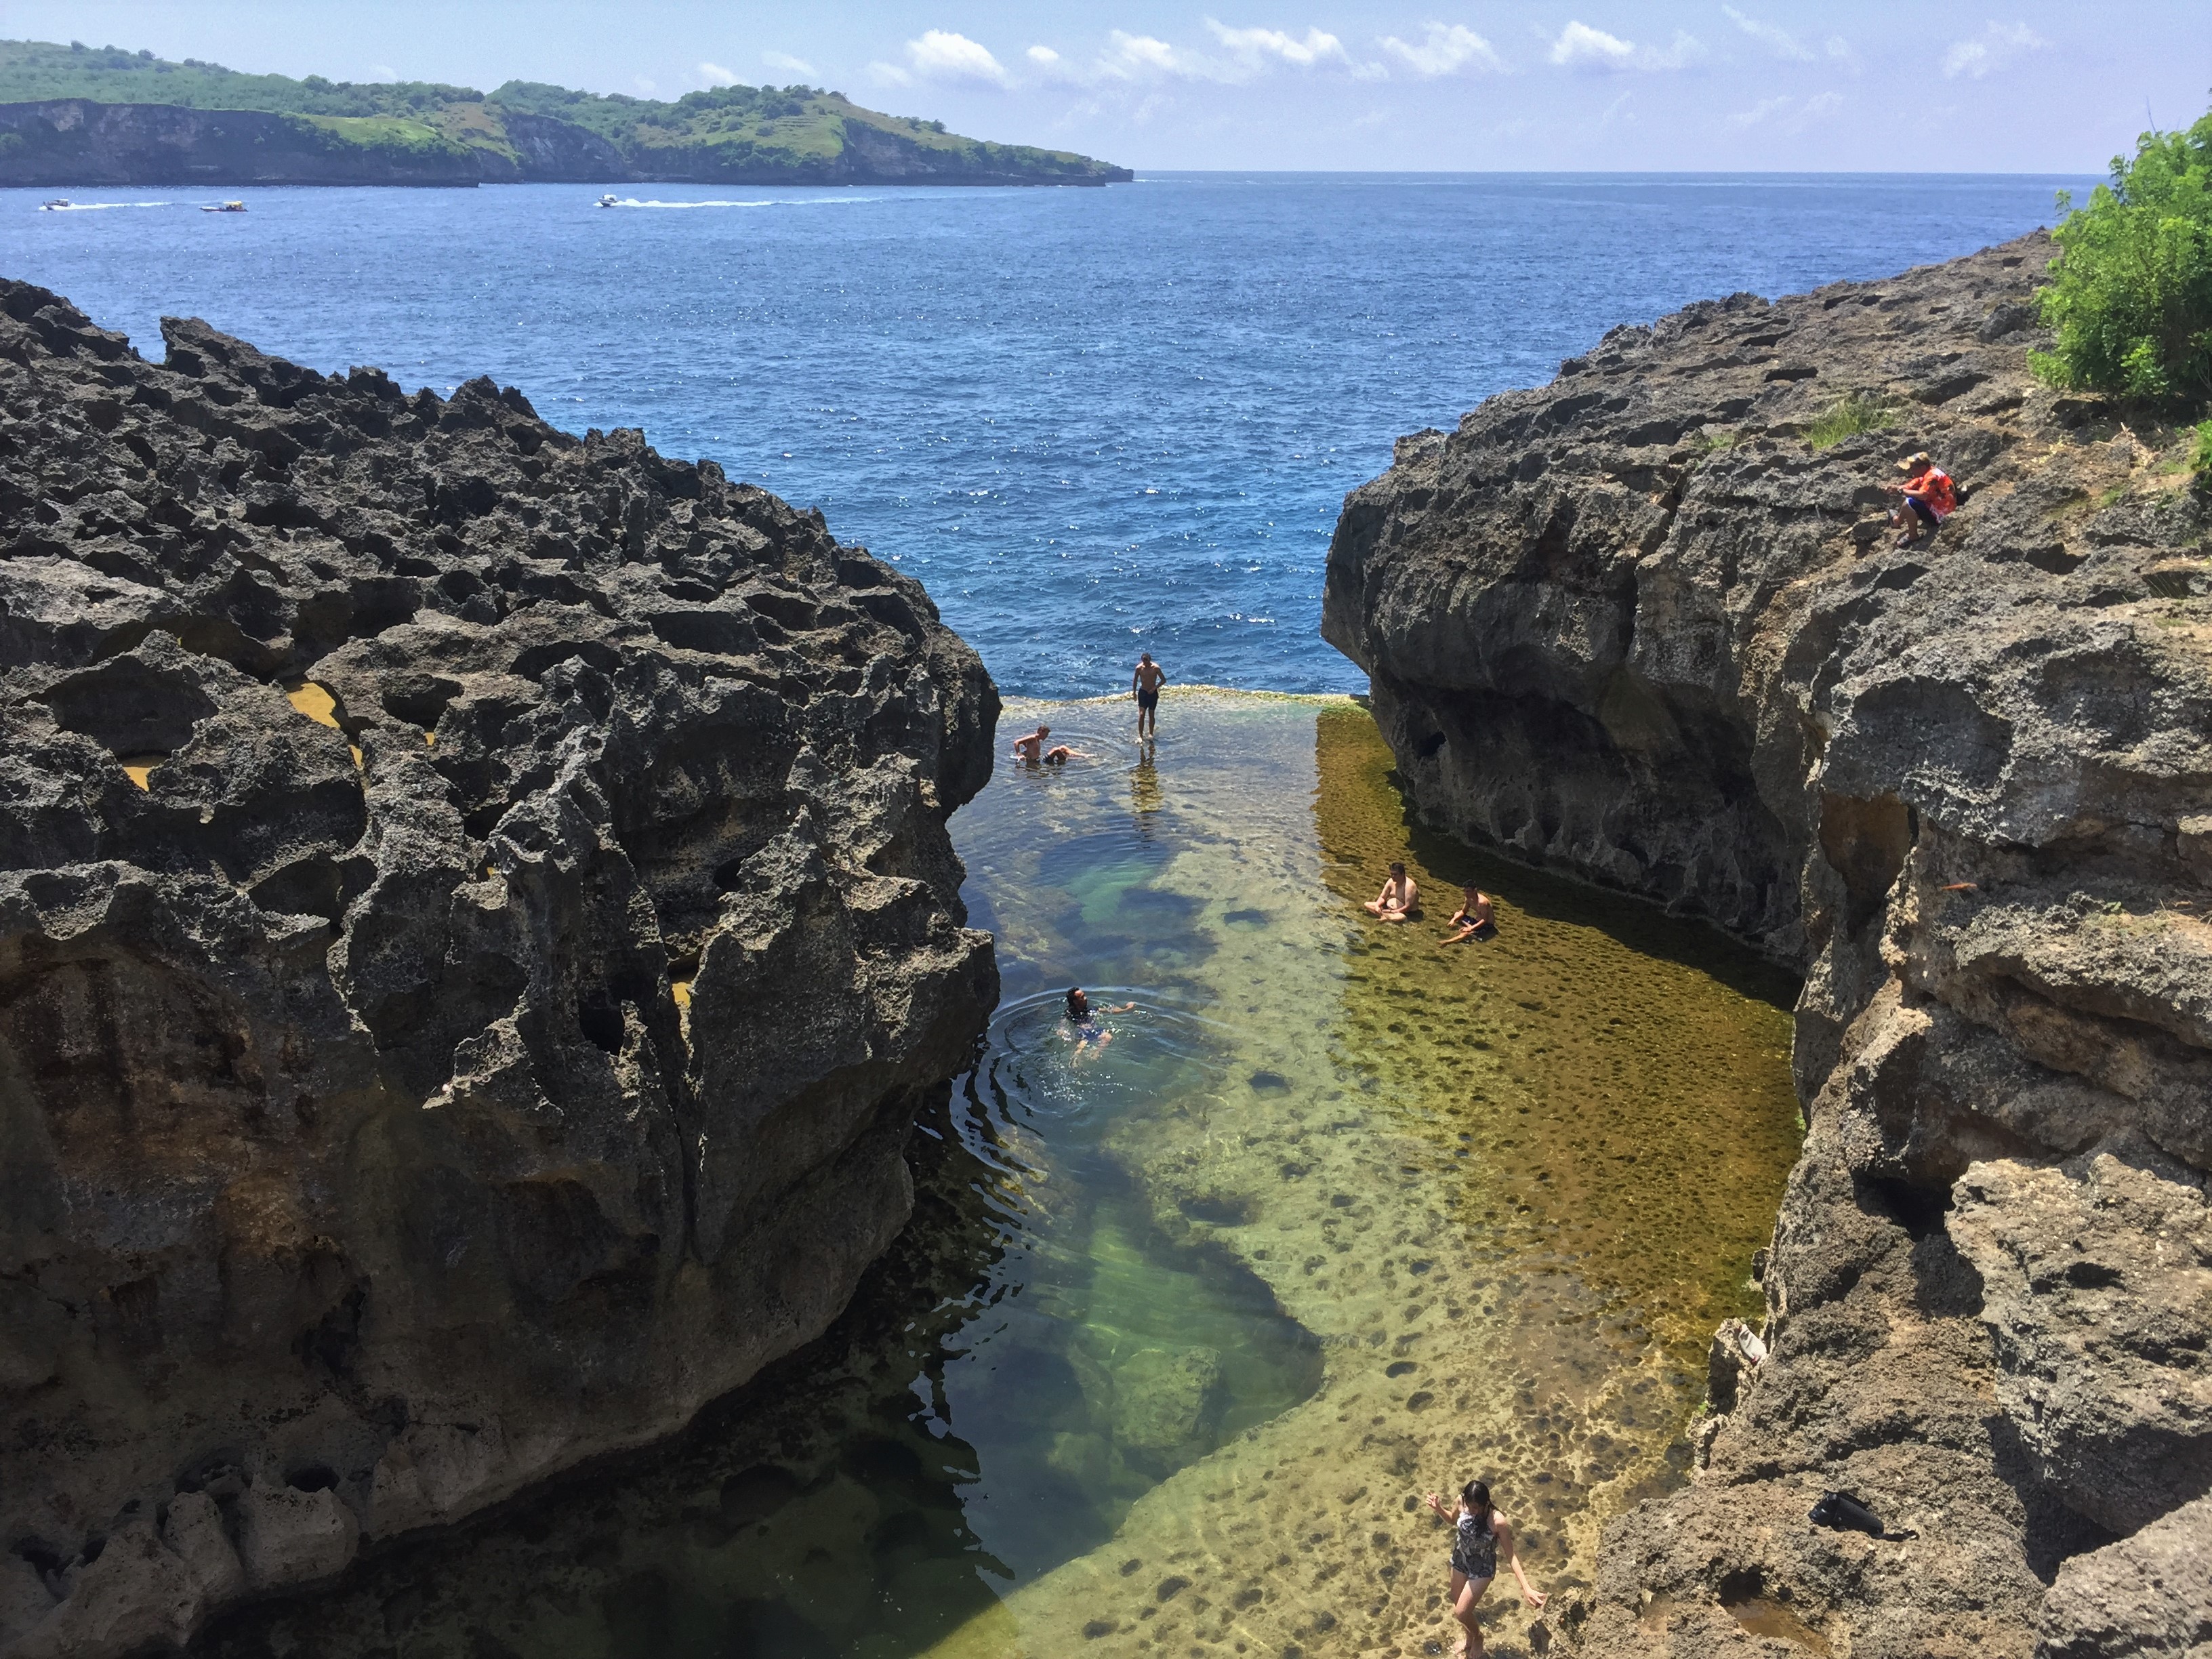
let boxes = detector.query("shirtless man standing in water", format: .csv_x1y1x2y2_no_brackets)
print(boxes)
1132,651,1167,738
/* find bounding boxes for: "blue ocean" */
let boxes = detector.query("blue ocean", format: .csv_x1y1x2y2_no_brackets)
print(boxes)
3,173,2085,697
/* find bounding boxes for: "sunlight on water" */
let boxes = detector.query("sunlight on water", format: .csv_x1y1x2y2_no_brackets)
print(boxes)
202,693,1797,1659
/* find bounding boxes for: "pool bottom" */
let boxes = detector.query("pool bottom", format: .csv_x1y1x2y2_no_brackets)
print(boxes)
193,694,1799,1659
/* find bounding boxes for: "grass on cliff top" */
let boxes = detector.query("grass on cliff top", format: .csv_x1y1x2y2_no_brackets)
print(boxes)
0,37,1124,179
1804,393,1898,451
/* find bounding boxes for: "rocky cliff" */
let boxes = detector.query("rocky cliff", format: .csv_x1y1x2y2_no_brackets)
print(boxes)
0,93,1132,188
0,100,488,186
1324,234,2212,1656
0,279,998,1654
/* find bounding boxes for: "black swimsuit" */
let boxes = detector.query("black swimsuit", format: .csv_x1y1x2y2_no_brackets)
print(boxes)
1452,1511,1498,1580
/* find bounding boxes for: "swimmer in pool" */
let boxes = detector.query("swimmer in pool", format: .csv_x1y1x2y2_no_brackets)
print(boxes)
1441,886,1498,945
1014,724,1090,766
1422,1479,1547,1657
1364,862,1419,924
1065,987,1136,1055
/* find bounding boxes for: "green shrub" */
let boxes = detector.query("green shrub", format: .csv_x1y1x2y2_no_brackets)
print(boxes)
2032,109,2212,409
1804,394,1895,451
2190,419,2212,479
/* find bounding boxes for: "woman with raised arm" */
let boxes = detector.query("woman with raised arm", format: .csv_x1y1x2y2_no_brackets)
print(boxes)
1421,1479,1546,1656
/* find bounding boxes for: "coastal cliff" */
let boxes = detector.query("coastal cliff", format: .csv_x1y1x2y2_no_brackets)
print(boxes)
0,281,998,1653
1324,234,2212,1655
0,40,1132,189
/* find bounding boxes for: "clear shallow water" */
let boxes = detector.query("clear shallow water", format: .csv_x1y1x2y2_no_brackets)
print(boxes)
201,695,1798,1659
3,172,2085,697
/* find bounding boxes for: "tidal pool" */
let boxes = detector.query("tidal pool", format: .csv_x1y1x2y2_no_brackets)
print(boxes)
201,694,1798,1659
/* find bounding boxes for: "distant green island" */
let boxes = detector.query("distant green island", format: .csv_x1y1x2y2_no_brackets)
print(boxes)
0,37,1131,188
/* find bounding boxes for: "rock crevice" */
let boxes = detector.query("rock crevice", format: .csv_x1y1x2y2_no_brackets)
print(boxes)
1324,234,2212,1655
0,281,999,1654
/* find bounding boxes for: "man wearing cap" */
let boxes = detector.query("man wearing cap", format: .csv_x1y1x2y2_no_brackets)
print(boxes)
1885,452,1957,548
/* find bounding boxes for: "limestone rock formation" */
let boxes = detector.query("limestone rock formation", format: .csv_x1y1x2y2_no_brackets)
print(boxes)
1324,234,2212,1654
0,279,998,1653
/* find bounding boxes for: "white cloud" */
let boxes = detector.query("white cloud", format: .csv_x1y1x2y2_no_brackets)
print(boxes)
1642,31,1706,70
1550,20,1635,70
1036,23,1387,89
1105,30,1206,79
366,62,398,81
1723,7,1812,61
632,76,657,94
1549,20,1703,73
1824,35,1862,73
1208,21,1351,68
1944,19,2047,78
1727,89,1845,131
1727,94,1791,127
1379,23,1502,77
698,61,739,85
1599,89,1633,125
867,61,911,87
905,28,1010,87
762,50,817,78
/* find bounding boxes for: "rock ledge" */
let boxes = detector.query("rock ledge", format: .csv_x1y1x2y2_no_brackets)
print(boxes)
0,281,999,1654
1326,233,2212,1656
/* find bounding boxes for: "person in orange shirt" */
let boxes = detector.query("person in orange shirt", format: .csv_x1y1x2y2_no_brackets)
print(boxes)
1886,451,1957,548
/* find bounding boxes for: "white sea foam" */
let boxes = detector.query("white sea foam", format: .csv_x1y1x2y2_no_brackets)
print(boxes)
601,196,879,210
36,201,173,211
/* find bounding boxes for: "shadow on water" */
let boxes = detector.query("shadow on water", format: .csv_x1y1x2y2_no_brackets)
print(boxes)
198,983,1319,1659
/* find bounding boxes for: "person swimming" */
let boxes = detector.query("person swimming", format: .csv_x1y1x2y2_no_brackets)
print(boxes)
1441,886,1498,945
1364,861,1419,924
1065,986,1136,1055
1421,1479,1547,1657
1014,724,1089,766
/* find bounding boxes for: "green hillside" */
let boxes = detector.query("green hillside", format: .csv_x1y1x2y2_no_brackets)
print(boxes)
0,37,1129,184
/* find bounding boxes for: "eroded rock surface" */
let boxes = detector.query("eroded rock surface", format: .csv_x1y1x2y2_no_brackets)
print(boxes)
0,279,998,1653
1324,234,2212,1654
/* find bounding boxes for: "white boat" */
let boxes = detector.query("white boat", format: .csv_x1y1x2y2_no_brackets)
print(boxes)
597,194,621,208
201,200,247,213
39,198,70,211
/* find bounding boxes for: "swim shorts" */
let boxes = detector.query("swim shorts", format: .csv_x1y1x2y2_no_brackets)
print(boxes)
1137,689,1160,711
1906,497,1944,527
1471,920,1498,941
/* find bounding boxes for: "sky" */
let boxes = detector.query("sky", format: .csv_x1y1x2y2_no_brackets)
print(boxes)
5,1,2206,171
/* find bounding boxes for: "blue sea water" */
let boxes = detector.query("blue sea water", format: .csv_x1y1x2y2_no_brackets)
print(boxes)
3,172,2085,697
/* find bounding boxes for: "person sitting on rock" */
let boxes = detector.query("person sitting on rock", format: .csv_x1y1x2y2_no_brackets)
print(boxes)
1441,886,1498,945
1885,452,1957,548
1364,862,1419,923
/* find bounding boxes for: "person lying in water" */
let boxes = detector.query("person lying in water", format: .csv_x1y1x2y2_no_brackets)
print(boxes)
1422,1479,1547,1658
1441,886,1498,945
1065,986,1136,1053
1012,724,1090,766
1364,862,1418,923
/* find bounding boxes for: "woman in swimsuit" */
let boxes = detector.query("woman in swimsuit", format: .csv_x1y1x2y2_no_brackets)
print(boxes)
1422,1480,1546,1656
1065,987,1136,1056
1441,886,1498,946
